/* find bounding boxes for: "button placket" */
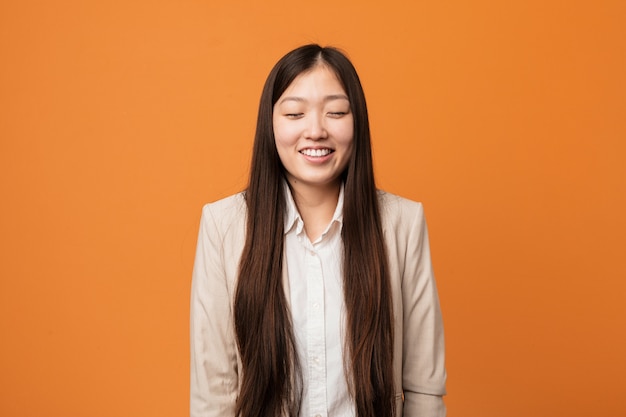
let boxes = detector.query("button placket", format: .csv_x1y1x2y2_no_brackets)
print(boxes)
306,249,327,417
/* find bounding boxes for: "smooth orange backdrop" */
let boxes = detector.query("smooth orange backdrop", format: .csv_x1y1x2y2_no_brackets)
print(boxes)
1,1,625,416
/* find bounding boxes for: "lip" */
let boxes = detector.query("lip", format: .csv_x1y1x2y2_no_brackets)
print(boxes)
299,147,334,163
298,146,334,152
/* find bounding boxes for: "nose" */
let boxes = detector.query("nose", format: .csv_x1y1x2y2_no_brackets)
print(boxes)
305,114,328,140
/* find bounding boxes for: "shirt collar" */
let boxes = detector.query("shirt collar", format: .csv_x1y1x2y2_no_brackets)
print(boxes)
283,181,302,234
283,181,345,236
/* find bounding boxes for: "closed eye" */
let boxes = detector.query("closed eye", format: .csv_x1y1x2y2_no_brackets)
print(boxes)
328,111,348,118
285,113,304,119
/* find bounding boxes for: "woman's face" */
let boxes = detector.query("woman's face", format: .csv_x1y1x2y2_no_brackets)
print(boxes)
273,65,354,191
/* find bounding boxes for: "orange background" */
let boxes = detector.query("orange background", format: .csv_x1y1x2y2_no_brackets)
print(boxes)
1,1,625,416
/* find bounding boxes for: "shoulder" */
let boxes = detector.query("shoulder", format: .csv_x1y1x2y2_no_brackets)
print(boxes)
377,190,425,228
204,192,246,216
200,192,247,236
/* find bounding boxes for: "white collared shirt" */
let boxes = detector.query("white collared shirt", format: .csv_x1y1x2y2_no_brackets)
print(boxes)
283,183,355,417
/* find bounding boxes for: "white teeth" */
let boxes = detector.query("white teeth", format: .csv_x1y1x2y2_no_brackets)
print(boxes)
301,148,332,157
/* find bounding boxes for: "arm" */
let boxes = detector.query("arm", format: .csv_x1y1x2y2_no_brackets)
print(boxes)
190,204,239,417
402,203,447,417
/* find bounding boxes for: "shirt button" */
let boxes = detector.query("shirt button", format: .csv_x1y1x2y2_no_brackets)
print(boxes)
312,302,319,309
315,414,322,417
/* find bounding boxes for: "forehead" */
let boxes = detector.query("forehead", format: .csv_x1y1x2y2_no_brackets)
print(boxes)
281,65,346,96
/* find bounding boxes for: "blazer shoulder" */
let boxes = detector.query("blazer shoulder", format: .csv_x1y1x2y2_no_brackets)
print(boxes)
201,192,247,235
204,192,246,213
377,190,425,228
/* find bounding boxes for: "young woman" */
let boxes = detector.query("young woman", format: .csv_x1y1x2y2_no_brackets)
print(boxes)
191,44,446,417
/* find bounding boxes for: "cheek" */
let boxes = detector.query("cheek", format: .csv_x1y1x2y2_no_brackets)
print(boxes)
273,125,296,166
336,119,355,147
273,120,299,148
274,134,294,155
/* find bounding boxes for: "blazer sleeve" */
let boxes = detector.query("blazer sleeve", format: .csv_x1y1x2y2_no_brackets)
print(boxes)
190,204,239,417
401,203,447,417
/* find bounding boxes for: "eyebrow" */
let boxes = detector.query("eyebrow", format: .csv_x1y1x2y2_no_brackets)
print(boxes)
278,94,349,104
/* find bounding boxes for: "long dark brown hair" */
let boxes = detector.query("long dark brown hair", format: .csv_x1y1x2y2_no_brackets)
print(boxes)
234,44,395,417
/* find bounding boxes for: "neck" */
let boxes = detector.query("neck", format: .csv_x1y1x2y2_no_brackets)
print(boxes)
287,179,341,242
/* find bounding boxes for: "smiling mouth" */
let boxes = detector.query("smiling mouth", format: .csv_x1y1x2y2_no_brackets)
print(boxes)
300,148,333,157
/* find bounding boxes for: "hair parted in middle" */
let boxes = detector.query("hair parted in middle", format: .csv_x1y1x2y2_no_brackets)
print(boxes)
234,44,395,417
